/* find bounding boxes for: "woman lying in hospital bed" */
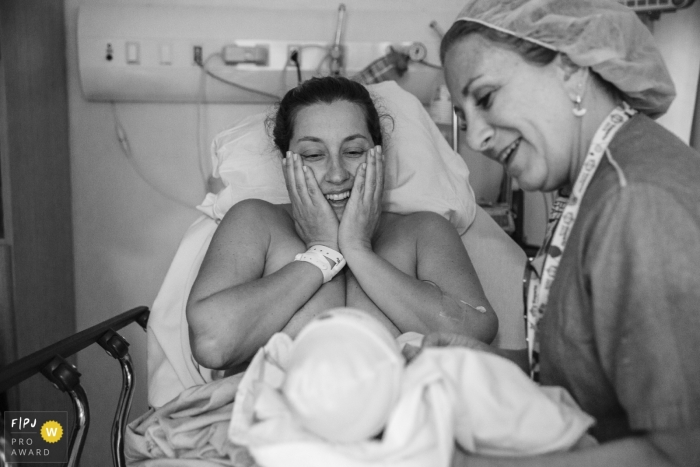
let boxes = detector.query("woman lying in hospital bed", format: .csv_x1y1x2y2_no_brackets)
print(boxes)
186,76,498,373
146,76,527,409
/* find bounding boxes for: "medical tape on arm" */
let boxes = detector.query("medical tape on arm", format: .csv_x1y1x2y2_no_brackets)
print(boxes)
422,280,487,325
294,245,346,283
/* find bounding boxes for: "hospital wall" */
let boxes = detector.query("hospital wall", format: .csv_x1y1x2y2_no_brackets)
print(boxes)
62,0,700,464
64,0,471,463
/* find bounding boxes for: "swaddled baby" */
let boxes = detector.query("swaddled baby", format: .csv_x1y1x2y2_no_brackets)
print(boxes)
282,308,405,443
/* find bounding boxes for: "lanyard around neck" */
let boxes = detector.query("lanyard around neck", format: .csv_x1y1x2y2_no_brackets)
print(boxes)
526,102,637,380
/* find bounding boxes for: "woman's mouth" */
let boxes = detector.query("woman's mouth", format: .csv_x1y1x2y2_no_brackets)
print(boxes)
325,190,351,205
499,138,521,167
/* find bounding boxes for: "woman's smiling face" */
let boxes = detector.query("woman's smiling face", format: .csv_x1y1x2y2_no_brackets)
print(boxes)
289,100,374,220
444,34,577,192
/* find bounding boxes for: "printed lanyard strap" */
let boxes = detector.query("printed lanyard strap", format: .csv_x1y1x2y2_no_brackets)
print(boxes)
526,103,637,379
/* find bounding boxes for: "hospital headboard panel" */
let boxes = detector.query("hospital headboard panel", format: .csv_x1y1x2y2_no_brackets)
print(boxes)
77,4,452,104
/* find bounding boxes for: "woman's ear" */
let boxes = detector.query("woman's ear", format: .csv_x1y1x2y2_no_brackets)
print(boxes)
555,53,589,101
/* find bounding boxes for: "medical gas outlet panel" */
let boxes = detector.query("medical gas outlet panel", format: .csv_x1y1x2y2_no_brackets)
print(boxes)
77,5,448,104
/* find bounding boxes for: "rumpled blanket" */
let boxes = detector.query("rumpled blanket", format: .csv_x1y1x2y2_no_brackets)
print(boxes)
229,333,595,467
125,373,255,467
128,332,594,466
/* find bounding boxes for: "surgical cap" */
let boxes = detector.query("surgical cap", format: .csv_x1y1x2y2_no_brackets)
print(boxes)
452,0,676,118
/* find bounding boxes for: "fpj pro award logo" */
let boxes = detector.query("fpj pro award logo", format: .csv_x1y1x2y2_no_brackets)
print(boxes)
4,411,68,463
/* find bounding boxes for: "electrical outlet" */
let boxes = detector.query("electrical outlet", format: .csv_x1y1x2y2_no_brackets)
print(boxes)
193,45,203,66
287,45,301,68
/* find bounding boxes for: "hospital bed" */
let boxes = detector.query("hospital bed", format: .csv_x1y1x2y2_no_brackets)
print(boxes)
0,81,527,466
146,80,527,409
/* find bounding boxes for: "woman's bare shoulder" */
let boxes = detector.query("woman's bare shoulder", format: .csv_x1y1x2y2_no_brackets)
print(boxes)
219,199,292,229
381,211,453,233
376,212,457,252
208,200,294,250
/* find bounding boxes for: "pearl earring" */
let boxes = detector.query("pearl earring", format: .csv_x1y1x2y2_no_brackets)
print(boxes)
572,95,587,117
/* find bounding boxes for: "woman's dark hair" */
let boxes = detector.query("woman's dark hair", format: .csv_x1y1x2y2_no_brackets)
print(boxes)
440,20,557,66
268,76,387,154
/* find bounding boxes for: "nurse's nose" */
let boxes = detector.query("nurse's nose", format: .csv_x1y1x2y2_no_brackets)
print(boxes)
464,112,494,155
325,154,351,184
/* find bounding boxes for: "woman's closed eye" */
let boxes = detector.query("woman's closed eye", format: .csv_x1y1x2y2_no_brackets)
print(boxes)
343,148,368,157
300,152,325,161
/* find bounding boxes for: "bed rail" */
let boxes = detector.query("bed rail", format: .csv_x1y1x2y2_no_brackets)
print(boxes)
0,306,150,467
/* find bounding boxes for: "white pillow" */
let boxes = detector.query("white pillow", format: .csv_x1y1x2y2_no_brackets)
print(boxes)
197,81,476,234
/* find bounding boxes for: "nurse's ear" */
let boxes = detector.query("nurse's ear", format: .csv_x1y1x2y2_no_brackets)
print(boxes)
555,53,590,116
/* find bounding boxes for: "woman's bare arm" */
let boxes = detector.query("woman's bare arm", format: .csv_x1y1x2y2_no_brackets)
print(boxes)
186,199,340,369
344,211,498,342
338,150,497,341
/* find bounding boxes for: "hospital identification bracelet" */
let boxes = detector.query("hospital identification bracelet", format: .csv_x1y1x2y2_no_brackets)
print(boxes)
294,245,346,283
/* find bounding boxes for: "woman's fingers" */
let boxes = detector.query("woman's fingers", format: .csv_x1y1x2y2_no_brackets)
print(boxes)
363,147,376,204
283,151,301,204
303,163,330,209
350,156,367,202
375,146,384,205
360,146,384,206
292,152,313,205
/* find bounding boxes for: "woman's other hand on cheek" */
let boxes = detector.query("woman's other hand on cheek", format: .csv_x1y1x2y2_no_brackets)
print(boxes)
338,146,384,254
283,152,339,250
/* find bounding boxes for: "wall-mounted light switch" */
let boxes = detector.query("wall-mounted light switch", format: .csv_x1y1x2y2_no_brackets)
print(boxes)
160,44,172,65
126,41,140,64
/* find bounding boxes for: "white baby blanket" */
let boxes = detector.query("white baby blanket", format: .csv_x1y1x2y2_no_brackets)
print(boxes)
228,333,595,467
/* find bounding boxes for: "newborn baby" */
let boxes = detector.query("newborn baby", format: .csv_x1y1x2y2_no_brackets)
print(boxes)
282,308,405,443
232,307,594,465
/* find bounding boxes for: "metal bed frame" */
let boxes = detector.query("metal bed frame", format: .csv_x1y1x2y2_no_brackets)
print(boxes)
0,306,150,467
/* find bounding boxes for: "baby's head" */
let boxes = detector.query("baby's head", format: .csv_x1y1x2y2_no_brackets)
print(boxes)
282,308,404,443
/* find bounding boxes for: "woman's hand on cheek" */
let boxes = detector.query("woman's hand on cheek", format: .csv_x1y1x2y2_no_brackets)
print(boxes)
283,152,339,250
339,146,384,254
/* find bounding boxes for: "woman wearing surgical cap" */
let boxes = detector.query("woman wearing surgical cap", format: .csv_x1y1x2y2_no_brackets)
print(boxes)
426,0,700,465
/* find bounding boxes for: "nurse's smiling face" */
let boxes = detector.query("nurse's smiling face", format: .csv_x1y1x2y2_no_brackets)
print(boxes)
443,34,579,192
289,100,374,220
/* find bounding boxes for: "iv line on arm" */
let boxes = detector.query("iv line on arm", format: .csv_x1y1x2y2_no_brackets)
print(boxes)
422,280,487,326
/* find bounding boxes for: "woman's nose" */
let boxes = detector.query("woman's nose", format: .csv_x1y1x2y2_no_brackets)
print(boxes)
464,112,494,155
325,156,351,183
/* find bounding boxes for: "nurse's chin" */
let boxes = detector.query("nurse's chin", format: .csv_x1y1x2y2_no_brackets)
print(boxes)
509,171,546,193
515,176,562,193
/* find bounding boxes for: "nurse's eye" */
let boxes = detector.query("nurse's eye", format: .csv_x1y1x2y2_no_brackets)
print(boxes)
476,91,493,110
